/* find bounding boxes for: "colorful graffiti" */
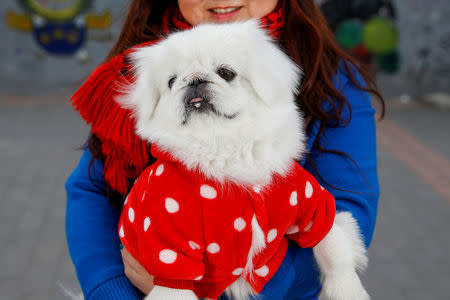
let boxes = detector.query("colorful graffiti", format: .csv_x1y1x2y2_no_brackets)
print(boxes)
319,0,400,73
6,0,112,62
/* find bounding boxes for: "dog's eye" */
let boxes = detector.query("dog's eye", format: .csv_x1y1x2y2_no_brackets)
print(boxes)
217,67,236,82
168,76,177,89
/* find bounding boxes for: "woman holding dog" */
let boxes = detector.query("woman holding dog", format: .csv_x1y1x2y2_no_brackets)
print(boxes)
66,0,384,299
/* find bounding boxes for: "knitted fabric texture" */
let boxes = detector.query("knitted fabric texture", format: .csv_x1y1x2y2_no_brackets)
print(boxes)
118,145,336,299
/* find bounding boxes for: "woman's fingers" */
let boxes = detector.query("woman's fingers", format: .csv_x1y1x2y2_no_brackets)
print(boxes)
121,247,155,295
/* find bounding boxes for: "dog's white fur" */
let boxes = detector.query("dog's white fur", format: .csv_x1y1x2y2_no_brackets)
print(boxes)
119,21,370,300
120,20,304,187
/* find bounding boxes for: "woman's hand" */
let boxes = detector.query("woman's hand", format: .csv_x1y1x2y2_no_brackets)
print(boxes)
121,246,154,295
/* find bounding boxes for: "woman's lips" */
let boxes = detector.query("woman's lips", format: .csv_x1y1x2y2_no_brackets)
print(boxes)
209,7,243,21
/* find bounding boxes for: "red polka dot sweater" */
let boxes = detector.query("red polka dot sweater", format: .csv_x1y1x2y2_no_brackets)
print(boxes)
119,146,336,299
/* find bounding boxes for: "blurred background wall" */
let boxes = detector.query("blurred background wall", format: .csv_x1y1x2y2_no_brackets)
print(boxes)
1,0,127,98
390,0,450,97
0,0,449,98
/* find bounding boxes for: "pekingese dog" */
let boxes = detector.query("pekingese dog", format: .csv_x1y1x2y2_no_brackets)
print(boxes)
118,20,370,300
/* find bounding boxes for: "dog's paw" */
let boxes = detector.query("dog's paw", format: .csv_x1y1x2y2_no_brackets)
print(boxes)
319,272,370,300
144,286,198,300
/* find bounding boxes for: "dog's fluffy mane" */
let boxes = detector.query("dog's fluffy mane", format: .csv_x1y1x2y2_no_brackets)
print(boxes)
119,20,305,187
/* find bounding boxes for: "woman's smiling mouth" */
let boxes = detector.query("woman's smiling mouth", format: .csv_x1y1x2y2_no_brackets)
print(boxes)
209,6,243,21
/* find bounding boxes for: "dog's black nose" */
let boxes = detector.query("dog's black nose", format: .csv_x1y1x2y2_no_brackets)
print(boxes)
188,78,208,87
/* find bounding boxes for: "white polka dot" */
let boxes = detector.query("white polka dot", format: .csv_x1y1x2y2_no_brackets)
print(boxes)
141,191,147,202
119,225,124,238
232,268,244,276
290,191,298,206
128,207,135,223
207,243,220,254
159,249,177,264
200,185,217,199
194,275,203,281
189,240,201,250
255,265,269,277
156,164,164,176
252,185,261,193
267,229,277,243
144,217,151,232
320,185,324,190
286,225,299,235
165,198,179,213
305,181,313,198
234,218,246,232
304,221,313,232
124,196,128,205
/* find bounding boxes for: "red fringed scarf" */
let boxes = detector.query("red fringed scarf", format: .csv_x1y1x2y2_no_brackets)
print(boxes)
71,4,286,196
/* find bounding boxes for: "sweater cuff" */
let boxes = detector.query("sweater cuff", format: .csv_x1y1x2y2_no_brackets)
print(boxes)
87,275,143,300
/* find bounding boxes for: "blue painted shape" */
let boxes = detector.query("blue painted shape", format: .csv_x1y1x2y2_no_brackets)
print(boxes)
32,20,86,55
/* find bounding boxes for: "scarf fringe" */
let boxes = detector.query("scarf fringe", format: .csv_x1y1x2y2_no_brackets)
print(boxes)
71,54,150,195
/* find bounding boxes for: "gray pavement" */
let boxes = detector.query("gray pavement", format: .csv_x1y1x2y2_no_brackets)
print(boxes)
0,97,449,300
0,99,88,299
385,102,450,161
368,147,450,298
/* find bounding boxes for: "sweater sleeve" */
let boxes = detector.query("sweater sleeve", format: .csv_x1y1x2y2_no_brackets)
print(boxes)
65,147,143,300
286,166,336,249
304,68,379,247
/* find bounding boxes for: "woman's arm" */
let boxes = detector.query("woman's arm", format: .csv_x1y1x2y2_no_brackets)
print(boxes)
65,147,143,299
257,68,379,300
305,68,379,247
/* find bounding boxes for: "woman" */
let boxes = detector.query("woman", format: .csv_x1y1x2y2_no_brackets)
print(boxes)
66,0,384,299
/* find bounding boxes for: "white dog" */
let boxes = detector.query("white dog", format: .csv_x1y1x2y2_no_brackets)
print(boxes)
118,20,370,300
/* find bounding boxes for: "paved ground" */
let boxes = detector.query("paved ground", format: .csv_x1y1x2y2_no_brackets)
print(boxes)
368,101,450,299
0,96,449,299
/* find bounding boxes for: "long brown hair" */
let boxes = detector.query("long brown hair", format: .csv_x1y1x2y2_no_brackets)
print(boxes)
89,0,384,205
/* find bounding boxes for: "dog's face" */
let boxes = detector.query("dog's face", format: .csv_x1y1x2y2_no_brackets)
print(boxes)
169,63,240,125
121,20,305,184
124,20,300,139
148,49,246,129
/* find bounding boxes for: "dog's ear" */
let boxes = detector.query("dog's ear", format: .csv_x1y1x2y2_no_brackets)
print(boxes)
118,45,162,125
243,20,302,105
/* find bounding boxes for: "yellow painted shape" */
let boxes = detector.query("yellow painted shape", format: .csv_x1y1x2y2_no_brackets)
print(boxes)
6,10,32,32
39,32,51,44
67,31,80,44
26,0,84,21
85,12,112,30
53,29,65,40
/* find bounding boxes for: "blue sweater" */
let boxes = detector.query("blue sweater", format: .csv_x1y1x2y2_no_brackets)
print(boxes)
65,67,379,300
